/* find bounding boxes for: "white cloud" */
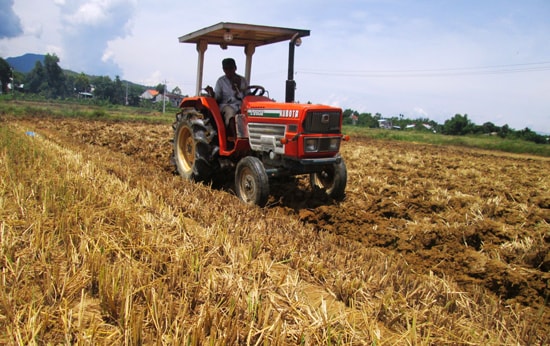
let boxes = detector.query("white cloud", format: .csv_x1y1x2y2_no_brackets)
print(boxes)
48,0,138,75
101,49,114,63
67,2,108,25
413,107,428,118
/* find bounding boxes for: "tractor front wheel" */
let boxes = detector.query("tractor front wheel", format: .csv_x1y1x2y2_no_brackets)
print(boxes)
310,158,347,200
235,156,269,206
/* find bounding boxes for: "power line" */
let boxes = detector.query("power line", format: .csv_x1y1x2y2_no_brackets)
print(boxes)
296,61,550,78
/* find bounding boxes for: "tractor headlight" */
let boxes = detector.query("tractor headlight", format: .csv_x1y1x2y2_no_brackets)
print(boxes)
304,138,319,152
328,137,340,151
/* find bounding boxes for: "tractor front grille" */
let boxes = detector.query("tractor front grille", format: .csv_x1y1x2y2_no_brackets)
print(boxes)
248,123,286,154
303,111,341,134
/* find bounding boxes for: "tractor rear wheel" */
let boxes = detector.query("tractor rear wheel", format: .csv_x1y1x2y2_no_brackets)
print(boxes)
235,156,269,206
173,111,218,182
310,158,347,200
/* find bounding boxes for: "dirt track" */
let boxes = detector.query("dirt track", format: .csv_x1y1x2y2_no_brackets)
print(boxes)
21,117,550,323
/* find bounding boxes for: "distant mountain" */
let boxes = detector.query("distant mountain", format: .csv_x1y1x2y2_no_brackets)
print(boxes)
6,53,46,73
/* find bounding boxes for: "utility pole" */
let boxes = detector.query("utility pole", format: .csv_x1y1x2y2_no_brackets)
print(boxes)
162,80,167,114
10,68,15,100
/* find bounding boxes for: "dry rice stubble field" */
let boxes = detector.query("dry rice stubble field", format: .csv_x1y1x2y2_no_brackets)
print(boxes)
2,115,549,344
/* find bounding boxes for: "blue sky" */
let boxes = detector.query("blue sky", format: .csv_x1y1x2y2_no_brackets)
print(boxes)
1,0,549,133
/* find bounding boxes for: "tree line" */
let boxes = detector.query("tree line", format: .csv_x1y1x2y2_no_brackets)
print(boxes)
0,54,179,108
343,110,548,145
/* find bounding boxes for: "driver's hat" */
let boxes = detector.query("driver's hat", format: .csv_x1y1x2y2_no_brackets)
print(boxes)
222,58,237,70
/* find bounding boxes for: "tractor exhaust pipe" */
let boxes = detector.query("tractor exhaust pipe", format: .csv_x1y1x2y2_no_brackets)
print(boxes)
286,33,302,103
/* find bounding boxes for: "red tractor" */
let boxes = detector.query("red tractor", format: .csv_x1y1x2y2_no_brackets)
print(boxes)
173,22,349,206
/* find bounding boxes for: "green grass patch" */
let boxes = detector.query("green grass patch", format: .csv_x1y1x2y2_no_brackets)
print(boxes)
0,98,174,124
343,125,550,157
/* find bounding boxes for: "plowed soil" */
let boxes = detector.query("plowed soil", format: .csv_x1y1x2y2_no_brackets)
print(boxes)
19,117,550,327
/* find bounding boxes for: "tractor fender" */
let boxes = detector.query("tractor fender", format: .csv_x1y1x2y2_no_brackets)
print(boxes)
179,96,226,141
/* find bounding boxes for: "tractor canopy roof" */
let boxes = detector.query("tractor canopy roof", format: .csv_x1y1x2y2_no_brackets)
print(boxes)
178,22,310,48
179,22,310,98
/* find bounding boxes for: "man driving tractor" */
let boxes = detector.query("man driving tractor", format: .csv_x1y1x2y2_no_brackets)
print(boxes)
205,58,248,145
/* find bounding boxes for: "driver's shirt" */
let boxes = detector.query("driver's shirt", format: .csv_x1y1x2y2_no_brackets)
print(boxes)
214,74,248,113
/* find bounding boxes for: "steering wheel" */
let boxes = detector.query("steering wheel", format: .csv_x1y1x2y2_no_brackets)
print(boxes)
244,85,266,96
